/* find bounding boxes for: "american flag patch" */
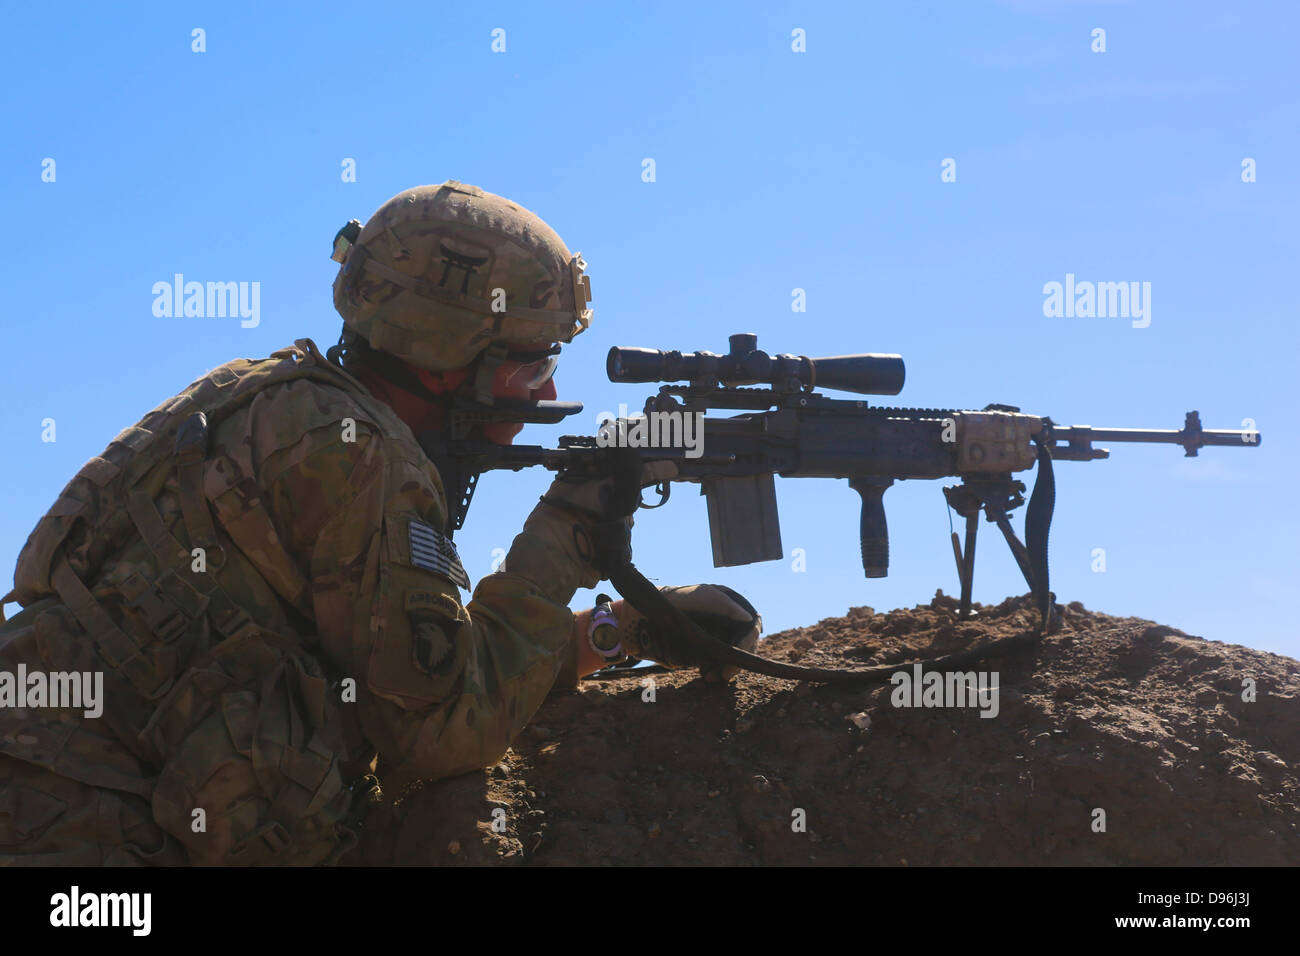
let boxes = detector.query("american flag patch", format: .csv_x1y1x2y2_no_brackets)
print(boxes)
408,519,470,590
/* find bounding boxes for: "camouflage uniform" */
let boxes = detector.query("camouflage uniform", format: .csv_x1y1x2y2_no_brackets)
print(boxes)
1,180,707,866
0,182,600,865
0,338,596,865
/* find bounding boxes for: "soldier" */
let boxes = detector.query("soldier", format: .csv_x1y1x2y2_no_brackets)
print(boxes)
0,181,759,865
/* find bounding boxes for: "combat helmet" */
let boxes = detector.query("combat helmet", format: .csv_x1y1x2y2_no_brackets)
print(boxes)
331,181,592,373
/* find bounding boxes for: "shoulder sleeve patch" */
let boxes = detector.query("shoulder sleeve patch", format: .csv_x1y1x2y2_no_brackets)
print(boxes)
408,519,471,590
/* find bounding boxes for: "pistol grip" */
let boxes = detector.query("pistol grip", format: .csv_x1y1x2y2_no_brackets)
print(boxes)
849,477,893,578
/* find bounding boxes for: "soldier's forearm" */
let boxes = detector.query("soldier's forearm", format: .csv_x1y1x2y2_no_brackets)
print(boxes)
499,500,600,604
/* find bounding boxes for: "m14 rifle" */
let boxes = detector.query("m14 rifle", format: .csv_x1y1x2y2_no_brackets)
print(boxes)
419,333,1259,674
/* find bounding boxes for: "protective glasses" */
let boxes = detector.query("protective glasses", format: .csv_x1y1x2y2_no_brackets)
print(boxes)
499,344,560,391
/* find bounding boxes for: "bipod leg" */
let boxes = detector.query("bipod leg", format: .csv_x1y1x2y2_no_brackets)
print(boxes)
989,508,1036,593
958,512,979,618
990,507,1051,633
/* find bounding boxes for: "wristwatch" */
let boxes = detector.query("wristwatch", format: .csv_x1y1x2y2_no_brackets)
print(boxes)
587,593,626,664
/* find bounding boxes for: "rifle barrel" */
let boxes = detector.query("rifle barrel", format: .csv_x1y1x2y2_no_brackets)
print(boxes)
1046,411,1260,459
1057,426,1257,446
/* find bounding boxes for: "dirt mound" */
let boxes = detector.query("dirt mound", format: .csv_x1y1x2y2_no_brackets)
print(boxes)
354,593,1299,865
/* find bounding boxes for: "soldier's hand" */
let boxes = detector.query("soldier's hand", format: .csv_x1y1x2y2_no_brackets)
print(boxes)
616,584,761,681
539,456,677,578
504,457,678,597
541,458,678,519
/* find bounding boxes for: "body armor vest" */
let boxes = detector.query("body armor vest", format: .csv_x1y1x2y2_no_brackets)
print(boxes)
0,340,391,860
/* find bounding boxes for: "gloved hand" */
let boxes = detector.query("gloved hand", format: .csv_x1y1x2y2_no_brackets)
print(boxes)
500,456,677,602
579,584,762,683
541,458,678,520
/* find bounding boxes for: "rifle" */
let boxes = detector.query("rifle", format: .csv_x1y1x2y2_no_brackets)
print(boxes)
419,333,1260,677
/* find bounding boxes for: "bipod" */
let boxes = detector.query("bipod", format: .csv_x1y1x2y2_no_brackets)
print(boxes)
943,476,1040,621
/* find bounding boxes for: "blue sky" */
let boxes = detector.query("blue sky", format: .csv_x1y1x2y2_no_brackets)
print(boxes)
2,1,1296,657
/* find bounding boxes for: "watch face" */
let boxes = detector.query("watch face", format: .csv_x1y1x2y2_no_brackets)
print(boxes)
589,603,620,656
591,625,620,654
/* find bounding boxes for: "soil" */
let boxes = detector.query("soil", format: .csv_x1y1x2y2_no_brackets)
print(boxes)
354,592,1299,866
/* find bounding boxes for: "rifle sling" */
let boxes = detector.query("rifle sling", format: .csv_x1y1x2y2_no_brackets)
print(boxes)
607,561,1043,686
1025,440,1056,633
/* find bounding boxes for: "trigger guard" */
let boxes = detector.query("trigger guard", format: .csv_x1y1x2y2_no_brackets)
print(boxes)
639,482,671,510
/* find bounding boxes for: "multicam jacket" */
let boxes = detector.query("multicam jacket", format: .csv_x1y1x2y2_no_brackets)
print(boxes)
0,338,583,864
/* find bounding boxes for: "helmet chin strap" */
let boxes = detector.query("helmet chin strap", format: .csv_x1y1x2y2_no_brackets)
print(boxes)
471,344,509,405
357,346,453,405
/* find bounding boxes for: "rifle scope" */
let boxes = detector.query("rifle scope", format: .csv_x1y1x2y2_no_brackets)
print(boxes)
607,333,905,396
